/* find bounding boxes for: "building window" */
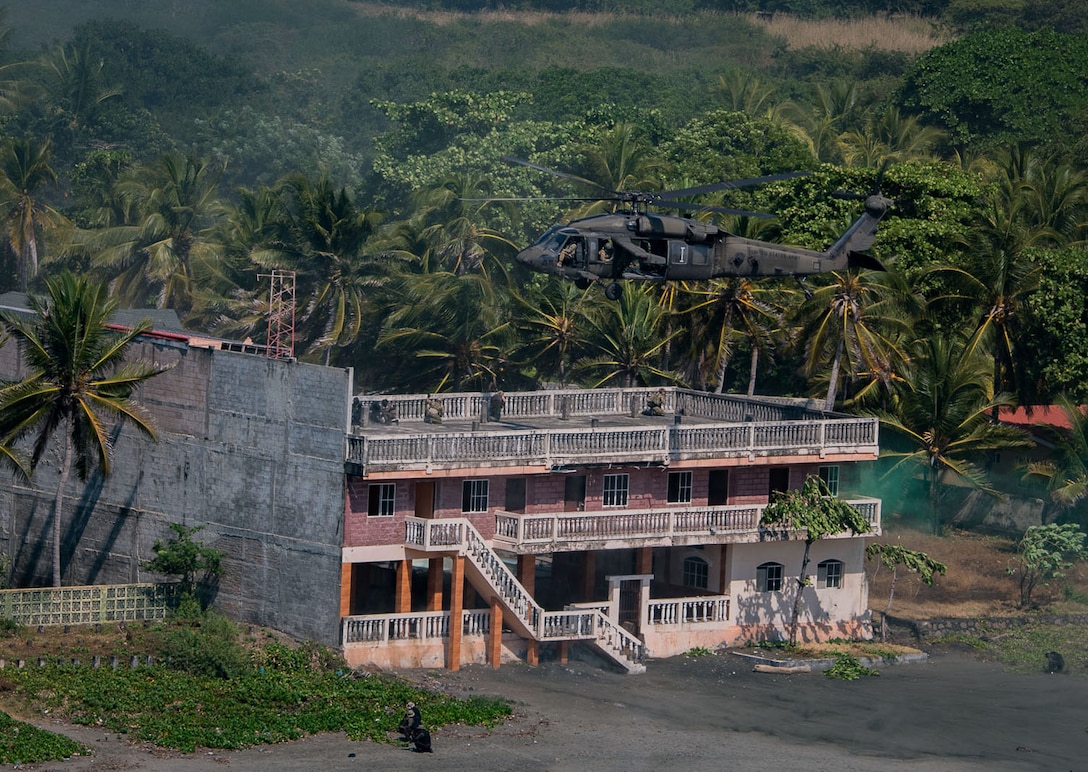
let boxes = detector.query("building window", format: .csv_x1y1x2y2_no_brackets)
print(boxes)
819,465,840,496
683,556,709,590
603,474,629,507
818,559,843,589
462,479,489,513
368,483,395,517
667,471,693,503
756,562,784,592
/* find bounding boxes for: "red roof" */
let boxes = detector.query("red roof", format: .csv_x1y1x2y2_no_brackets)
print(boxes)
998,405,1084,430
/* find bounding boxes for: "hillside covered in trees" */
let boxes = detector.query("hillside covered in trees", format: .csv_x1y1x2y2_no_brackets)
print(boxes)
3,0,1088,525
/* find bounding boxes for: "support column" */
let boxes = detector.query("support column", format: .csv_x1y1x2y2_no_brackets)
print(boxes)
489,596,503,669
719,546,729,596
448,555,465,671
340,563,353,617
395,559,411,614
558,640,569,665
517,554,538,666
426,558,444,612
582,551,596,602
636,547,652,575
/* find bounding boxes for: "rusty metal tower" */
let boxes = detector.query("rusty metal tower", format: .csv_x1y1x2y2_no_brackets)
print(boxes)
262,270,296,359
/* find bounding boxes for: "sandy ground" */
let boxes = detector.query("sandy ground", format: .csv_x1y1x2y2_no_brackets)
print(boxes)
17,647,1087,772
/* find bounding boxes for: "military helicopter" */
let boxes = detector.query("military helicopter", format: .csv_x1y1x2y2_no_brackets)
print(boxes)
503,157,889,300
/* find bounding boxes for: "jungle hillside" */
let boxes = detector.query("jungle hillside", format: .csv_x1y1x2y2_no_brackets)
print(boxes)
4,0,1088,532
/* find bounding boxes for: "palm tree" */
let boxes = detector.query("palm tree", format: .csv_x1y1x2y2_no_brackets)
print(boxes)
794,268,918,410
1022,395,1088,521
88,153,225,316
378,270,513,392
0,137,71,291
42,40,122,129
873,331,1031,534
513,281,592,387
571,122,671,217
0,272,166,585
411,172,517,276
838,107,946,168
683,277,782,395
577,283,680,388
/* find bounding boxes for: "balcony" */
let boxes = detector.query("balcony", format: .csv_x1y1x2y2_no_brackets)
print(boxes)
345,387,879,475
491,498,882,554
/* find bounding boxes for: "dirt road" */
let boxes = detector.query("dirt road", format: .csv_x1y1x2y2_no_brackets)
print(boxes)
21,648,1086,772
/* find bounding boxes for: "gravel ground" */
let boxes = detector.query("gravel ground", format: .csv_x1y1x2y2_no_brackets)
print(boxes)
17,646,1086,772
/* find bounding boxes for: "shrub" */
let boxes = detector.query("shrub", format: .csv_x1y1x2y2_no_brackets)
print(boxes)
160,612,250,679
825,653,879,680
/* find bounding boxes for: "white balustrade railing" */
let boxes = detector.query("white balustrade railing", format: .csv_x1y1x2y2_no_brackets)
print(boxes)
400,517,646,670
341,610,492,645
494,498,880,548
647,596,730,626
345,388,878,470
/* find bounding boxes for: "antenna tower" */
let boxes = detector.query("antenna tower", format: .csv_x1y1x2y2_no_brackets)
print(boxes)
262,270,296,359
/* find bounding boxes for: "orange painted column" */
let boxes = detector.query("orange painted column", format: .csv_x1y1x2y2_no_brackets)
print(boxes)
489,596,503,669
426,558,444,611
395,559,411,613
448,555,465,671
558,640,569,665
339,563,353,617
582,551,596,601
517,555,539,666
637,547,652,575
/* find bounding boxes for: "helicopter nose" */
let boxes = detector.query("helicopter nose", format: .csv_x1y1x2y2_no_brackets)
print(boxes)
517,246,554,271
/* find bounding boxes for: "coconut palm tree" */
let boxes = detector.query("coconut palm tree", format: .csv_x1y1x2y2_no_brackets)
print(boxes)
87,152,225,316
794,268,918,410
0,272,165,585
577,283,681,388
0,137,71,291
1022,395,1088,521
513,280,592,387
873,331,1031,534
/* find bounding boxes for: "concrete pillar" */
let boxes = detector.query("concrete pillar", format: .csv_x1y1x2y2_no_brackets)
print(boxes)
526,639,539,666
448,555,465,671
558,640,569,665
340,563,353,617
395,559,411,613
719,546,729,596
489,596,503,669
637,547,652,575
582,551,596,601
517,554,536,596
426,558,444,612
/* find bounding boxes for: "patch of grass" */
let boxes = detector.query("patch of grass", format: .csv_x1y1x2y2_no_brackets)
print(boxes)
825,653,880,681
4,652,511,753
973,624,1088,676
684,646,713,657
0,711,90,764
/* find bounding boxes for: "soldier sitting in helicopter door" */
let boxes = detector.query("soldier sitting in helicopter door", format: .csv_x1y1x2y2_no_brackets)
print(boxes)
598,238,614,262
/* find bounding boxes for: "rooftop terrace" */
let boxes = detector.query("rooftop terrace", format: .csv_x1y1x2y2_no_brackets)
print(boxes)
345,387,879,475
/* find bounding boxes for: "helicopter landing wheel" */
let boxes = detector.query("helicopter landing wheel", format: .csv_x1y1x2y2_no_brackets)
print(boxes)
604,282,622,301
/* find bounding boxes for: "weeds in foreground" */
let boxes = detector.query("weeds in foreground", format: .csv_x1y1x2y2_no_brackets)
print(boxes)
969,624,1088,675
0,711,90,764
825,653,879,681
684,646,714,657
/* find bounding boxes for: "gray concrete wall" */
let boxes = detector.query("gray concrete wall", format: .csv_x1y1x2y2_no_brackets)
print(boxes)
0,336,351,646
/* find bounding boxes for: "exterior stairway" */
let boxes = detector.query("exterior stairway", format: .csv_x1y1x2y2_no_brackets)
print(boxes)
406,517,646,673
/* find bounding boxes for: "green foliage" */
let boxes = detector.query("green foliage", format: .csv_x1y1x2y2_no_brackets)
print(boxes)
143,523,224,601
968,622,1088,674
866,543,947,586
1020,248,1088,402
825,652,879,680
160,611,250,679
898,29,1088,150
0,711,89,764
4,641,511,753
1009,523,1088,608
684,646,714,657
760,475,873,540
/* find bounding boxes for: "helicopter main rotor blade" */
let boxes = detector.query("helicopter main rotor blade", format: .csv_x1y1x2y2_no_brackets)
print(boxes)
500,156,619,196
460,196,606,203
652,199,775,219
659,172,809,200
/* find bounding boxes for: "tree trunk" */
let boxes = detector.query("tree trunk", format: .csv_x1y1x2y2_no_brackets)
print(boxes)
746,344,760,397
52,417,74,587
880,568,899,643
789,538,814,646
824,337,844,411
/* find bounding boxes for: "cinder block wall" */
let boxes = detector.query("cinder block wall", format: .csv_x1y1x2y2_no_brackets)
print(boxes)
0,337,351,646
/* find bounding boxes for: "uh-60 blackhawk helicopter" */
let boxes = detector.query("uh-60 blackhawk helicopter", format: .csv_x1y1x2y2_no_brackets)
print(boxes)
501,157,890,300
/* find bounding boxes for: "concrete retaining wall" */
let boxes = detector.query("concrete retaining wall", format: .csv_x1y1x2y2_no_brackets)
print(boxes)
0,336,351,647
